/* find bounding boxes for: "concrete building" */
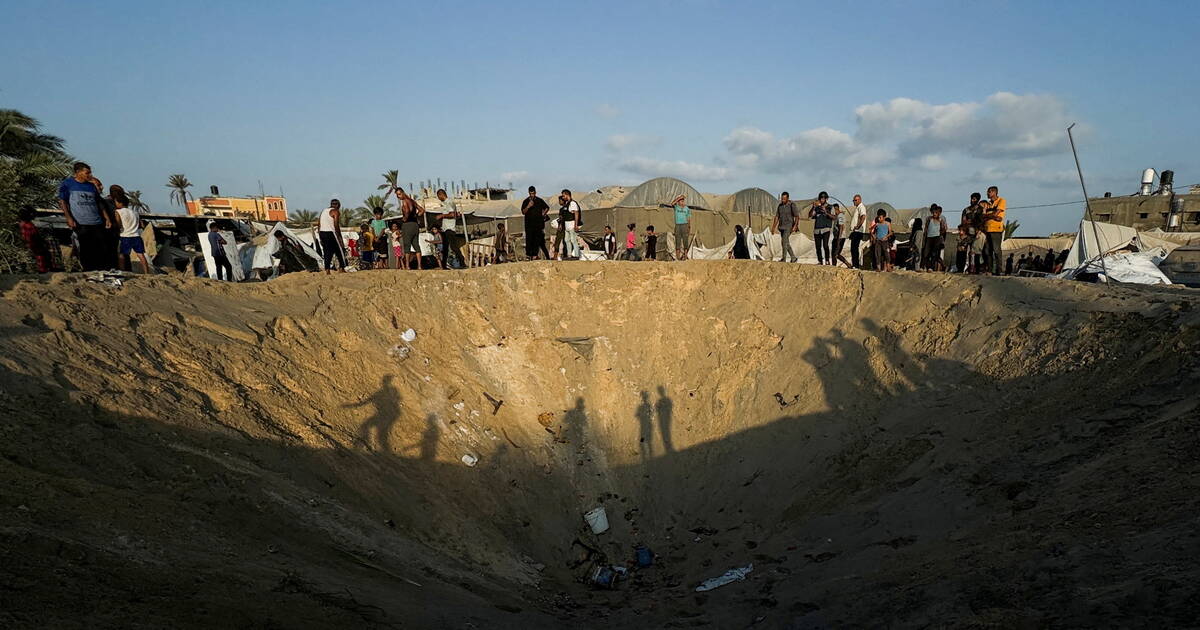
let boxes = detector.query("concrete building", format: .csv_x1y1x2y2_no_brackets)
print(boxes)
1086,193,1200,232
186,196,287,222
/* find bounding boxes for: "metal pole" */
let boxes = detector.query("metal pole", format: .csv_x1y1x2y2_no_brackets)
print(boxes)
1067,123,1107,279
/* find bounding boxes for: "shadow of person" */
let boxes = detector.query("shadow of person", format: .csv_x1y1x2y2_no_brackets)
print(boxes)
418,413,440,461
564,397,588,447
802,327,884,412
345,374,402,453
655,385,675,453
636,391,654,460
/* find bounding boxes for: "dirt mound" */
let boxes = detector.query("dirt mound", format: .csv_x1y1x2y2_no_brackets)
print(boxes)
2,264,1199,628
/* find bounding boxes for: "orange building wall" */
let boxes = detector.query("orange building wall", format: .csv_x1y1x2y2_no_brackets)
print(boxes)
186,196,288,222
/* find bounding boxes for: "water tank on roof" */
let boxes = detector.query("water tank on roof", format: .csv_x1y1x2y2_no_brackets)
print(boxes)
1140,168,1156,195
1159,170,1174,195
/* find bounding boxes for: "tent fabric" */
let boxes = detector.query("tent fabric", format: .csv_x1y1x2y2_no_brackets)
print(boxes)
1003,236,1075,253
1067,250,1172,285
616,177,709,210
1062,220,1139,270
688,227,865,264
198,228,245,281
247,223,321,274
731,188,780,217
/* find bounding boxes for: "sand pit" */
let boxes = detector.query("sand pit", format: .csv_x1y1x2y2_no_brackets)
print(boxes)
2,263,1199,628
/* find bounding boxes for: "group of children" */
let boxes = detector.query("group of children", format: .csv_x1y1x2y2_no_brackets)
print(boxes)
600,223,678,261
347,212,453,271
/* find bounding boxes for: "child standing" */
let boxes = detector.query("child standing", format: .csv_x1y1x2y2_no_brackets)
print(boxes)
644,225,658,260
358,223,375,269
111,185,150,273
869,214,892,272
624,223,641,261
389,222,404,269
18,206,52,273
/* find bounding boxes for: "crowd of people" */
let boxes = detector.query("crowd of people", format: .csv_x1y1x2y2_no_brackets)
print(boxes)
771,186,1018,274
17,161,152,274
37,163,1043,279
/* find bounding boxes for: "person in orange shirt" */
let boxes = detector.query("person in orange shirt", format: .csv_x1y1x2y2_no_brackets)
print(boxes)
982,185,1006,275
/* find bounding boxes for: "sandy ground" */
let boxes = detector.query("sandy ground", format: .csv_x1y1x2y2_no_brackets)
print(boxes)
1,263,1199,629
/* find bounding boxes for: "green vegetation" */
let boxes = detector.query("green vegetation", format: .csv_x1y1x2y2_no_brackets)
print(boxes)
0,109,73,272
166,173,192,211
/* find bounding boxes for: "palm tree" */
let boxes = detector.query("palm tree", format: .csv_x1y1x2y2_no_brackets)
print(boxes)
339,206,370,227
0,109,73,272
290,209,318,225
362,193,393,215
127,190,149,213
1003,220,1020,240
377,169,400,195
0,109,69,160
166,174,192,213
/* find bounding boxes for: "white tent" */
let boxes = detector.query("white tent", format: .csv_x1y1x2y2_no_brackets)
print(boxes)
198,223,245,282
688,227,865,264
1059,220,1172,284
244,222,321,277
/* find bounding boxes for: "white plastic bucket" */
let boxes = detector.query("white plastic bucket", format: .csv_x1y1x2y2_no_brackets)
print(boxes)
584,507,609,534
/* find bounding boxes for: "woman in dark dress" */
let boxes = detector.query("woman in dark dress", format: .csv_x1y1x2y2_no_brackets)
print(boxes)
729,225,751,260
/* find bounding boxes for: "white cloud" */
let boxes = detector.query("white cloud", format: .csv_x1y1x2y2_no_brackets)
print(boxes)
605,133,662,152
960,161,1076,189
594,103,621,119
616,156,732,182
918,155,948,171
499,170,529,182
723,125,894,175
725,92,1077,178
856,92,1073,160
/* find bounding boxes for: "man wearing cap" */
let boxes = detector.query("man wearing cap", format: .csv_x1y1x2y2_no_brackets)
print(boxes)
671,194,691,260
982,186,1006,275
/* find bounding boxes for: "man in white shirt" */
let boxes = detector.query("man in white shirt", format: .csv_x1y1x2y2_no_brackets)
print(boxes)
435,188,460,269
560,189,582,260
847,194,868,269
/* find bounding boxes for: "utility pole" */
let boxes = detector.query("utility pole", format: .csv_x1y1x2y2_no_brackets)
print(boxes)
1067,123,1107,280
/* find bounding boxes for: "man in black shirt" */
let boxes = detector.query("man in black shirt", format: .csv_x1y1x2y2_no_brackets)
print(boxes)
520,186,550,260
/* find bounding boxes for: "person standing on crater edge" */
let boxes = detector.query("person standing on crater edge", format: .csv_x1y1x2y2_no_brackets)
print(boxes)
521,186,550,260
394,188,424,270
848,194,868,269
58,162,111,271
671,194,692,260
809,191,834,265
317,199,347,274
982,186,1007,275
772,191,798,263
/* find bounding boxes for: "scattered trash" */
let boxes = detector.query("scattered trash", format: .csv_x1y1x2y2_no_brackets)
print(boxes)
636,545,654,567
584,506,610,534
500,427,522,449
588,563,618,588
694,564,753,592
400,328,416,343
86,271,127,288
483,392,504,415
554,336,595,361
387,344,410,360
773,392,799,408
461,454,478,467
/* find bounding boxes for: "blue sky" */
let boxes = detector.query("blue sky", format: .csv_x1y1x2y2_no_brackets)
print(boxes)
3,0,1197,235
